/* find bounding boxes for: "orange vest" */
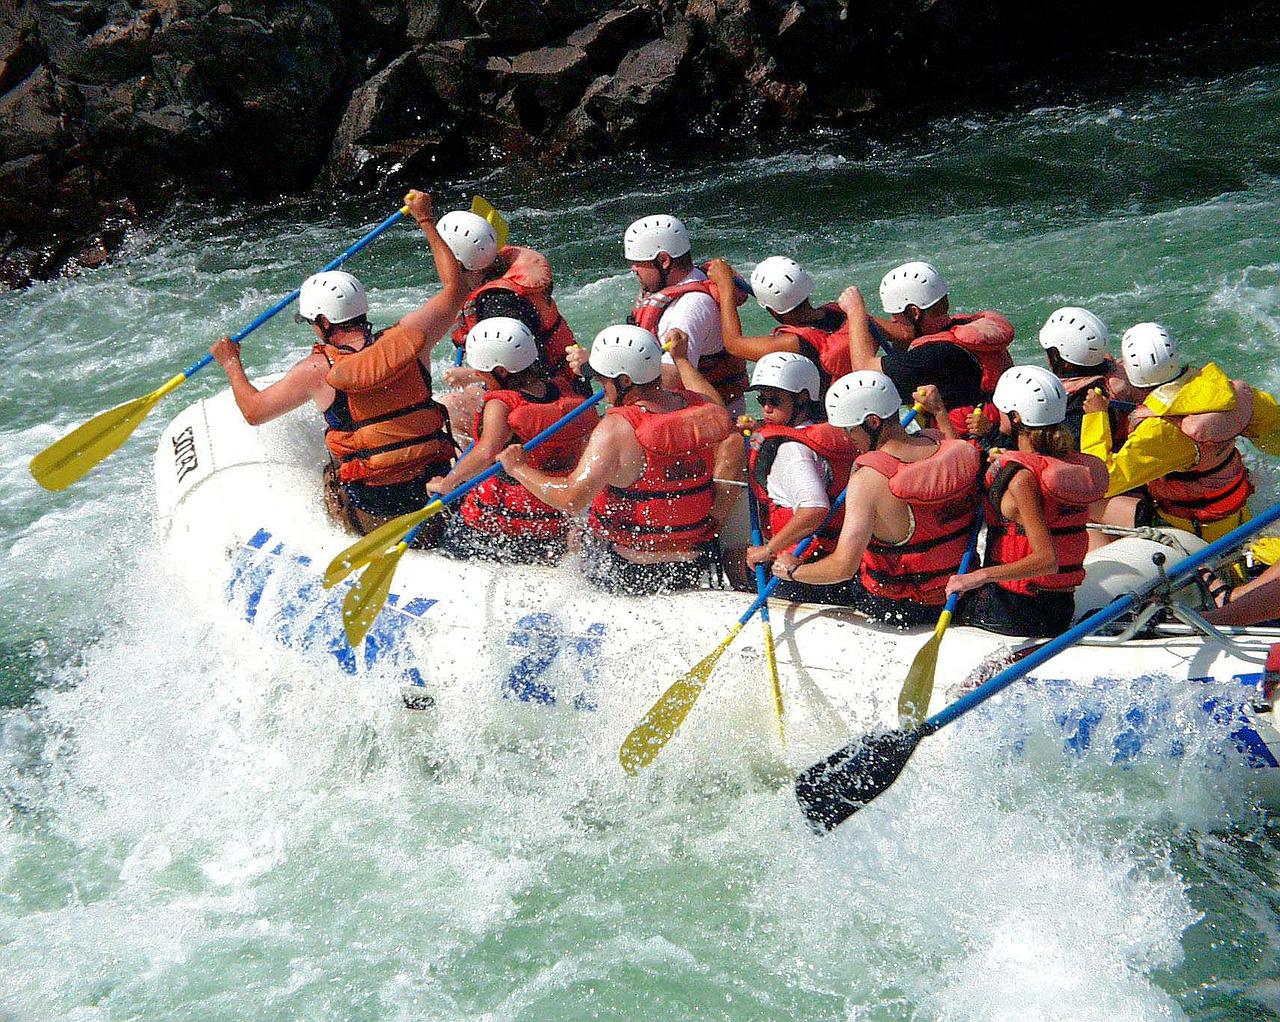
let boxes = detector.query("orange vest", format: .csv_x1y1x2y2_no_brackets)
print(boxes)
855,435,981,605
318,324,454,486
452,246,577,380
747,422,857,555
1130,377,1255,523
460,384,595,540
910,311,1014,397
983,449,1109,595
629,279,750,404
589,391,733,553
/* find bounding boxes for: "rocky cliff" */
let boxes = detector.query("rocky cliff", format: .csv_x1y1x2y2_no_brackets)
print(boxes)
0,0,1272,287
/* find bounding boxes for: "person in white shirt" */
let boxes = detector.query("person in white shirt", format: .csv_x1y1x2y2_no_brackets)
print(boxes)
620,214,751,524
744,352,859,601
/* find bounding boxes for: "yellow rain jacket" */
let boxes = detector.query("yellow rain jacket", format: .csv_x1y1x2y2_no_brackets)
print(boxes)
1082,363,1280,550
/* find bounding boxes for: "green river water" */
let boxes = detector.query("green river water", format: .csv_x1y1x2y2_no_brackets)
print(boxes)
4,62,1280,1020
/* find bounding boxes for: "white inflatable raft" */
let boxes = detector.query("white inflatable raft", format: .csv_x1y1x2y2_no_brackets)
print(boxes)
154,385,1280,795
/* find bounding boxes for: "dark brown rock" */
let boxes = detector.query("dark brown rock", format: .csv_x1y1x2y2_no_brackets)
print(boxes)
323,51,463,192
582,32,691,140
0,67,68,162
566,6,654,70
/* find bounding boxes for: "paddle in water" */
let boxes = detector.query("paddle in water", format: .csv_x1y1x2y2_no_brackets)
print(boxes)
332,390,607,645
29,201,415,492
793,498,1280,832
895,518,983,724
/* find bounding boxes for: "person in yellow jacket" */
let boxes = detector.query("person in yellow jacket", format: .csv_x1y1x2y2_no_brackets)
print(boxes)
1081,323,1280,556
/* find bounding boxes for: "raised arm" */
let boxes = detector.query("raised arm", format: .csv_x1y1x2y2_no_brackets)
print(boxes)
705,258,801,362
840,286,883,372
665,329,724,405
397,190,466,352
210,339,330,426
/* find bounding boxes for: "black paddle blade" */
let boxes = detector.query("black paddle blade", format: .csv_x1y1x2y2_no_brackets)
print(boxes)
794,728,923,833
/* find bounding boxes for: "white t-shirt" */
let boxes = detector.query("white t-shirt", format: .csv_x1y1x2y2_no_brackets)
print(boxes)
765,422,831,511
655,267,725,368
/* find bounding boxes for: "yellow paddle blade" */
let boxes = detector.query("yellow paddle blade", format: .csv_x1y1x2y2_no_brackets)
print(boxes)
29,372,187,491
761,618,785,747
323,500,443,588
620,623,743,774
341,542,408,646
471,195,510,249
896,609,952,724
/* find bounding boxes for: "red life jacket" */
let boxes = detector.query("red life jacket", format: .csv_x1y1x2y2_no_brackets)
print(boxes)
460,383,596,540
1130,377,1255,523
1058,357,1145,405
451,246,577,381
983,450,1109,596
589,391,733,553
776,304,850,388
317,324,455,486
855,435,981,605
747,422,857,555
910,311,1014,397
629,279,750,405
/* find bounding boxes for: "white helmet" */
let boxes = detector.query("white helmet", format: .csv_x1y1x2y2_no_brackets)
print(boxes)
1121,322,1180,388
879,261,949,314
749,351,821,403
465,317,538,374
437,210,499,271
624,214,691,261
751,256,814,315
1039,307,1110,367
992,365,1068,427
825,371,902,428
298,270,368,324
588,325,663,385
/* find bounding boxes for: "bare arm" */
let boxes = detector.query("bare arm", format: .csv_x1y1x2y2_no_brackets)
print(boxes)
775,469,879,585
665,328,723,405
211,339,329,426
839,286,884,373
428,399,511,492
949,471,1054,598
497,413,624,515
395,190,466,362
705,257,802,362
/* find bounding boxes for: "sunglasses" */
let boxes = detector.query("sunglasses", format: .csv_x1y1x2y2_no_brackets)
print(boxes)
293,312,315,325
757,392,791,407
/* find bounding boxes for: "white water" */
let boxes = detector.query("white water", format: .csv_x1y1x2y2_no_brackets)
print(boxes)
6,64,1280,1020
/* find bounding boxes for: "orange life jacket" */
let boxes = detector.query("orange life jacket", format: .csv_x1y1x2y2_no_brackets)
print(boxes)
459,384,596,540
629,279,750,405
775,304,850,389
747,422,857,555
910,311,1014,397
317,324,455,486
855,435,981,605
451,246,577,381
1130,377,1255,523
983,449,1109,596
589,391,733,553
1058,357,1145,405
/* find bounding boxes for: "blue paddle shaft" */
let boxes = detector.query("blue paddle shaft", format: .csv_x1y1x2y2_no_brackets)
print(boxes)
403,389,606,545
743,434,774,626
940,519,984,616
736,404,916,627
925,501,1280,733
179,207,409,379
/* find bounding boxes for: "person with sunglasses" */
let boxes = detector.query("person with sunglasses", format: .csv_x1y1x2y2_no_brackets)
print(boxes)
743,352,858,601
209,189,465,538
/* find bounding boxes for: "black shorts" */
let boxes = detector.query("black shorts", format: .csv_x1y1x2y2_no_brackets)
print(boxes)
882,342,985,410
438,513,566,566
581,536,711,597
957,583,1075,638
